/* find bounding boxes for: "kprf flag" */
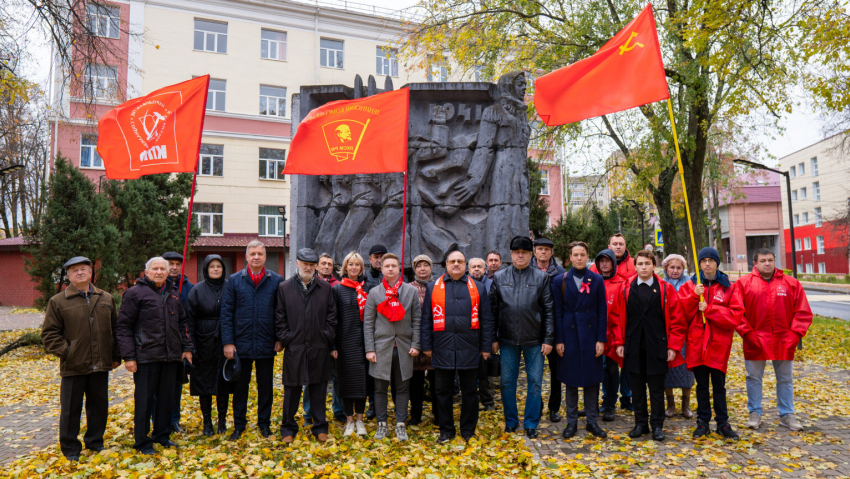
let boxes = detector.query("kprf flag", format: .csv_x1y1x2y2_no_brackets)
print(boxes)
97,76,209,179
534,4,669,126
284,88,409,175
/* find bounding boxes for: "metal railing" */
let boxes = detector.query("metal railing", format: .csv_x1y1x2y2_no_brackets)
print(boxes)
292,0,425,22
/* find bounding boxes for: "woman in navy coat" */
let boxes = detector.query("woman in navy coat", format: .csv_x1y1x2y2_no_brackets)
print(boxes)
553,241,608,439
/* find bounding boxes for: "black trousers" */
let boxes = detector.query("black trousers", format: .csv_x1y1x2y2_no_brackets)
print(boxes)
281,382,328,437
199,394,230,420
602,357,621,412
566,384,599,426
133,362,179,450
546,352,562,413
342,397,366,416
631,369,667,429
59,372,109,457
434,368,479,438
693,365,728,424
232,358,274,431
409,369,438,423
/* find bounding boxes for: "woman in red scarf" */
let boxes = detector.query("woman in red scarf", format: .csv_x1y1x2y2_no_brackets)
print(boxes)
332,252,370,437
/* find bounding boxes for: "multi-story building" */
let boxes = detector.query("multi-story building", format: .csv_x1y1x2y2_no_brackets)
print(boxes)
779,134,850,274
565,174,609,212
48,0,427,282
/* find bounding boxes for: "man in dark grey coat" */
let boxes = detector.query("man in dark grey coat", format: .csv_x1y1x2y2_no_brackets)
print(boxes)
422,250,493,442
275,248,337,443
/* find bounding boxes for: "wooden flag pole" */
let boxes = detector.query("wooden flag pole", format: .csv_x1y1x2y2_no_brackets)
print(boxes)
666,98,705,323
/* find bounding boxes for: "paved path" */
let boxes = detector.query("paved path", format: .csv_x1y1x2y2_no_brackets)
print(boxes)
0,307,43,331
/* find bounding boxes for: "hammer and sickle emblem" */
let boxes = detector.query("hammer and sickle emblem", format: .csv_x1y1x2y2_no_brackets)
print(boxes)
619,32,645,55
433,305,443,316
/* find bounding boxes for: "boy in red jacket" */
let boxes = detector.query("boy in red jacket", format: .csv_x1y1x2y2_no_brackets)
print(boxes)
679,247,744,440
736,248,812,431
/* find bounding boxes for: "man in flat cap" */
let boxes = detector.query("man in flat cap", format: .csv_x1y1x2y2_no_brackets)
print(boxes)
364,244,387,292
489,236,555,439
275,248,337,443
531,237,567,423
161,251,194,433
220,240,284,440
42,257,120,461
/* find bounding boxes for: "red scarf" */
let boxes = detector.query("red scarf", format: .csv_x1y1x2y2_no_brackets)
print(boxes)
340,277,367,321
248,266,266,287
432,275,479,331
377,277,406,322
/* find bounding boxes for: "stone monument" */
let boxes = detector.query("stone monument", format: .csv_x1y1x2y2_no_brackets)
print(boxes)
290,72,530,272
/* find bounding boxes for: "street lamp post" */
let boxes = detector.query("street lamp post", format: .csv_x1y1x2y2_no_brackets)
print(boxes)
733,159,797,279
278,206,287,279
626,199,646,247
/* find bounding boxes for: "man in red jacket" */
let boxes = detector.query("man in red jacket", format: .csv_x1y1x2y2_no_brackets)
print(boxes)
679,247,744,440
736,248,812,431
590,233,636,279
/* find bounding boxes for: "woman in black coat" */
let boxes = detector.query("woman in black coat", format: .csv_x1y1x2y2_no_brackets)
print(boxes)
332,251,370,437
186,255,233,436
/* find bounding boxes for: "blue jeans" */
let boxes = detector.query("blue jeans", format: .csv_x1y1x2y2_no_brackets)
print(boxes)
746,360,795,416
303,375,345,424
500,344,544,430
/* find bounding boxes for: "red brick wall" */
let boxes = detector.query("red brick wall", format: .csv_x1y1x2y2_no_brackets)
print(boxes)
0,252,41,307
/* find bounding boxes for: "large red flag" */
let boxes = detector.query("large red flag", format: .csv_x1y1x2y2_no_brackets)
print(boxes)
284,88,409,175
97,76,209,179
534,4,669,126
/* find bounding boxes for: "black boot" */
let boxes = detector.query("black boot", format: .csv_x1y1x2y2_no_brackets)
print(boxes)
217,417,227,435
199,396,214,436
202,416,214,437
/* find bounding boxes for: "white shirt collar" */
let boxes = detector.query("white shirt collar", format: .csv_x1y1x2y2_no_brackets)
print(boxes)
637,276,654,286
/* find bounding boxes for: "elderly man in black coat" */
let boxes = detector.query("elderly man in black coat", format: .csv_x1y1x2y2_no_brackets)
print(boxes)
422,250,494,443
275,248,337,443
117,256,193,455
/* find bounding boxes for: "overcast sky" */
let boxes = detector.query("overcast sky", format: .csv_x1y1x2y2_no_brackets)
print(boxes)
15,0,826,164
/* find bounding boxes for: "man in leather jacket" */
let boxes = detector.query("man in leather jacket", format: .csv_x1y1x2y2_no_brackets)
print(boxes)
489,236,555,439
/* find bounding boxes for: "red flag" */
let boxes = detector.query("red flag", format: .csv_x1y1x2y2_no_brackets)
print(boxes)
97,76,210,179
284,88,409,175
534,4,669,126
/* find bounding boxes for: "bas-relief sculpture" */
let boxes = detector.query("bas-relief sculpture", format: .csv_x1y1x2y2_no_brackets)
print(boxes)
290,72,530,272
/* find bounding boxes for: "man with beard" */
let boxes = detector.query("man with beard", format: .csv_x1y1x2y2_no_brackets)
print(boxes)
276,248,337,443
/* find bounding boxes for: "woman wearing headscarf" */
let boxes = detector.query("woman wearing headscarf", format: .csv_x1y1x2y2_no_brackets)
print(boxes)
186,255,233,436
332,251,370,437
660,254,694,418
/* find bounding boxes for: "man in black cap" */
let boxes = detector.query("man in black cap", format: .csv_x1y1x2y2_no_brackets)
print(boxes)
41,257,120,461
364,244,387,292
161,251,194,433
531,237,567,423
276,248,337,443
490,236,555,438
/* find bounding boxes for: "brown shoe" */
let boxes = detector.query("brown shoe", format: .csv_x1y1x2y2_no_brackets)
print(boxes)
682,405,694,419
665,405,676,418
282,435,294,443
317,433,328,442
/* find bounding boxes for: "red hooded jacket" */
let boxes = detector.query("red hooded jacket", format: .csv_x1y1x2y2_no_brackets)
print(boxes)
735,268,812,361
679,273,744,373
602,272,627,366
610,273,687,369
591,252,636,279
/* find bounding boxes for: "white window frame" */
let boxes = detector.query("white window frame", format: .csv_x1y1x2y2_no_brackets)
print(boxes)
811,157,819,177
802,212,809,224
805,263,813,274
259,148,286,181
83,65,118,100
194,19,228,53
80,134,104,169
540,169,550,195
320,39,344,69
258,206,284,237
428,64,448,83
817,235,825,254
207,79,226,111
815,207,822,227
789,166,796,178
194,204,223,236
259,85,286,117
86,3,120,39
813,182,820,201
795,238,802,250
797,263,804,274
198,144,223,177
818,262,826,273
798,162,805,175
800,187,807,200
804,237,811,250
261,29,287,61
376,47,399,77
792,190,798,202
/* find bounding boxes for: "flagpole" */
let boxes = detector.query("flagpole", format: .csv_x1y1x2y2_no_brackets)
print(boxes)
401,170,408,269
666,97,705,323
178,76,211,294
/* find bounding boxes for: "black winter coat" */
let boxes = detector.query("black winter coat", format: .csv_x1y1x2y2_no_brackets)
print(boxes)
186,255,233,397
421,274,494,370
364,266,383,293
275,276,337,386
490,266,555,347
117,277,192,364
332,279,368,398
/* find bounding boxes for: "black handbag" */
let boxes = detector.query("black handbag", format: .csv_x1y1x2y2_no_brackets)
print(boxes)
479,353,501,379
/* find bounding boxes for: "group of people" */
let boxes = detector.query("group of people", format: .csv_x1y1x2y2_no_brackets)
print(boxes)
40,233,813,460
